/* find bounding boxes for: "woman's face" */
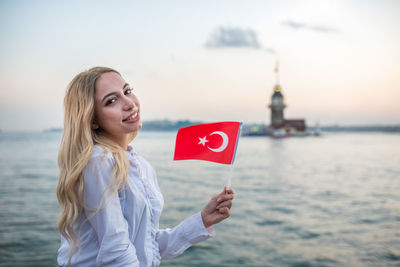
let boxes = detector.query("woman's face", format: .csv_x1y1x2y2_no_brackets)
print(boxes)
94,72,142,146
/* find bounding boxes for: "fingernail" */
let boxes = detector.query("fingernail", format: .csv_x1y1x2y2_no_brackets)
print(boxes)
216,205,220,209
217,197,222,202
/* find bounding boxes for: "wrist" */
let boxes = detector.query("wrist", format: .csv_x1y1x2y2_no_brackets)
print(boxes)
201,210,211,228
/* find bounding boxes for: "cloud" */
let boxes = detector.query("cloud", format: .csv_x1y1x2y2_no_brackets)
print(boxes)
309,25,338,33
281,20,339,34
205,26,276,54
205,27,261,49
281,21,306,30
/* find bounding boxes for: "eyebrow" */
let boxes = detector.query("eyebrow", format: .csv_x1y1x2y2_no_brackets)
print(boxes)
101,83,129,102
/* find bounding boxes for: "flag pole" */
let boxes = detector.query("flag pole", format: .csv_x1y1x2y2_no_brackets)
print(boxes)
226,163,234,189
226,122,241,191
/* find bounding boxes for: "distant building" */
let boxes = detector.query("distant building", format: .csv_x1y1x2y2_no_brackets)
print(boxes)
268,62,307,134
284,119,306,132
269,84,286,128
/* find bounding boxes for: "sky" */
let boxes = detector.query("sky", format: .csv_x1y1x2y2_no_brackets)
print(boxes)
0,0,399,130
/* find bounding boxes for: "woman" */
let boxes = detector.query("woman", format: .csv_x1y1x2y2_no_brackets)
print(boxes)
56,67,234,266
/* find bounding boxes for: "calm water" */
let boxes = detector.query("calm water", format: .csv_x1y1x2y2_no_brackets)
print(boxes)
0,131,399,267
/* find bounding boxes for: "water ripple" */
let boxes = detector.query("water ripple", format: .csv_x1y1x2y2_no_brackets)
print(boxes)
1,131,400,266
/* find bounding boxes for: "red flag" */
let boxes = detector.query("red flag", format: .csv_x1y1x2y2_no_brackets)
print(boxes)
173,122,242,165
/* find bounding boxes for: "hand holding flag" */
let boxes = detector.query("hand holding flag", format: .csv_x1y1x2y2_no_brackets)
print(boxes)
201,186,234,228
173,122,240,228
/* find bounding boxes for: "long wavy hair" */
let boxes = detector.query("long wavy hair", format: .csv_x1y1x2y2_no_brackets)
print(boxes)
56,66,136,264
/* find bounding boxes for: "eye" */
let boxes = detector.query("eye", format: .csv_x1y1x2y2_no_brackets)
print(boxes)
124,87,133,95
105,97,117,106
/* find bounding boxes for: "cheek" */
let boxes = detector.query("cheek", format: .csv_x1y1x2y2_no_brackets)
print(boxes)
96,107,120,127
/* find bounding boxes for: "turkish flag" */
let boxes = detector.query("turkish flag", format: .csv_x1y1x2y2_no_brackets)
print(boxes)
173,122,242,165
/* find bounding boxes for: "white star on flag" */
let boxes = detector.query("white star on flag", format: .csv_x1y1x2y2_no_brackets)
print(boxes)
198,136,209,146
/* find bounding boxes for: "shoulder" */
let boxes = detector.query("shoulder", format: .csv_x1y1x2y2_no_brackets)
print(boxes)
83,145,115,179
92,145,114,161
88,145,115,166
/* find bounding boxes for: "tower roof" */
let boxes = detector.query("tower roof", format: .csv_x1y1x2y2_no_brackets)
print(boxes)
272,84,283,98
272,91,283,98
274,84,281,92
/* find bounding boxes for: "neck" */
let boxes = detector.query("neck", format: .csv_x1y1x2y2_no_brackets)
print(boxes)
102,132,130,150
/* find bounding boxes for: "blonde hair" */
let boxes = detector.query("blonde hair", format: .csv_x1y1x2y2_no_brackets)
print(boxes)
56,66,136,264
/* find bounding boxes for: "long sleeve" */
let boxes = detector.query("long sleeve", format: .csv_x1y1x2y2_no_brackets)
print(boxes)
133,153,215,261
156,212,215,259
134,155,216,260
83,151,139,267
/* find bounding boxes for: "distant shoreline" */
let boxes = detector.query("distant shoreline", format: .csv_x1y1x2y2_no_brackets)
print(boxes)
141,119,400,133
2,119,399,133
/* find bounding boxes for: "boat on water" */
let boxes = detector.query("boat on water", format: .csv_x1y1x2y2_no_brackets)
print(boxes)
241,125,318,138
269,127,317,138
269,129,292,138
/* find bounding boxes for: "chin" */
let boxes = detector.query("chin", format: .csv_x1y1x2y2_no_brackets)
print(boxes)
131,123,142,133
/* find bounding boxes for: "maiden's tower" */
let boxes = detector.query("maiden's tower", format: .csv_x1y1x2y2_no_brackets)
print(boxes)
268,62,306,136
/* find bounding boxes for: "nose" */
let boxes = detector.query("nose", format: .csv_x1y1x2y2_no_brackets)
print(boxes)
122,96,135,111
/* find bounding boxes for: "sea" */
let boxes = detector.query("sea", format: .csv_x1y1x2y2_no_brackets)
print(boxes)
0,131,399,267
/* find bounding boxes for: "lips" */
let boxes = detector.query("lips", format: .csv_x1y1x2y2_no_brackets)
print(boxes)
123,111,139,122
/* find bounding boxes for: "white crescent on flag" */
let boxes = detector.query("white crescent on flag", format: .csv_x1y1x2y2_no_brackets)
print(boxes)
207,131,228,152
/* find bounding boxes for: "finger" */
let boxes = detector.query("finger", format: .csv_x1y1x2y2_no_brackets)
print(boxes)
213,190,226,201
224,186,234,195
220,186,232,196
224,186,229,194
217,189,226,198
216,194,234,203
218,207,230,217
216,200,232,209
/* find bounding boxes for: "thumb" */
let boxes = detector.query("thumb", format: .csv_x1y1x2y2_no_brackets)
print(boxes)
224,186,233,195
213,190,225,202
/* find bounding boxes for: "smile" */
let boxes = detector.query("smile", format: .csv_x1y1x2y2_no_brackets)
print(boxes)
123,112,139,122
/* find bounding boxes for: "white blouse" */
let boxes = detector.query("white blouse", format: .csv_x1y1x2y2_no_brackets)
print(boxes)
57,145,214,267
